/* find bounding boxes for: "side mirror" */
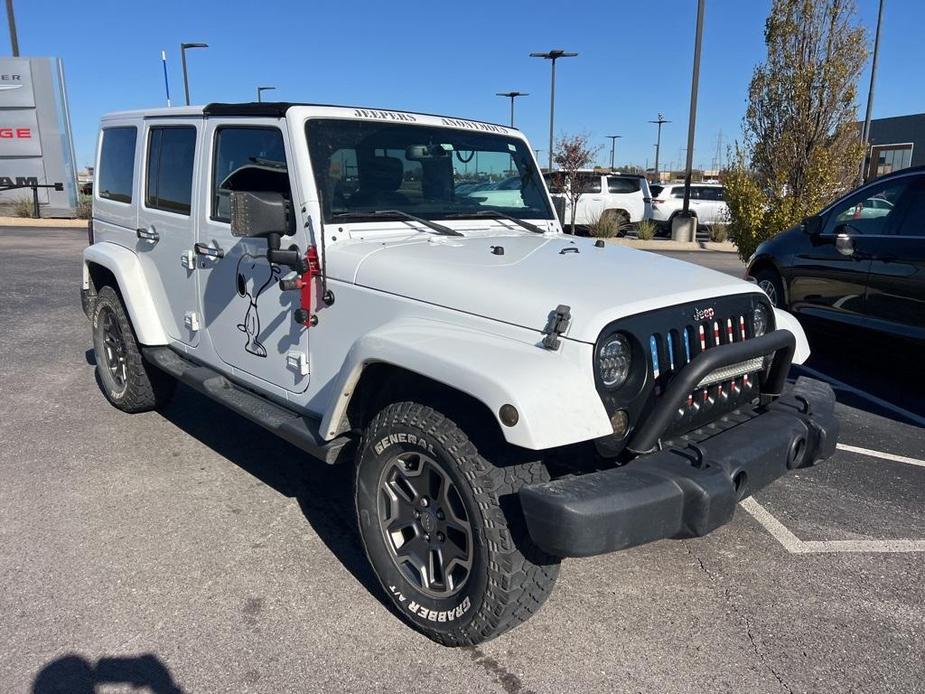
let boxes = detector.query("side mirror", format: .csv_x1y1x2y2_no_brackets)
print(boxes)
801,215,821,234
835,232,855,257
230,191,292,238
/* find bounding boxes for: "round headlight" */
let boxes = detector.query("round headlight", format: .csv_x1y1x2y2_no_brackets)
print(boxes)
598,334,632,389
752,303,770,337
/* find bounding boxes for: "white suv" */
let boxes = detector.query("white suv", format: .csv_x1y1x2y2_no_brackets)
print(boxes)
81,102,836,646
544,170,652,231
650,182,729,233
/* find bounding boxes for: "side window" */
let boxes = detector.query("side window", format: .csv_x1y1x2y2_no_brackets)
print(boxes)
212,127,289,222
577,175,602,194
607,177,641,194
824,178,910,236
145,127,196,215
98,127,137,204
699,187,722,201
671,187,686,198
889,176,925,237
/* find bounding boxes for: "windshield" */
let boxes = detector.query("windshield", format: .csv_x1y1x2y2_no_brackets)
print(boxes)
306,119,553,223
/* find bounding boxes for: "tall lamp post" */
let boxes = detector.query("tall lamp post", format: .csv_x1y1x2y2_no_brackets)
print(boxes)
681,0,705,215
530,50,578,171
257,86,276,102
859,0,885,182
606,135,622,170
180,42,208,106
5,0,19,56
496,91,528,127
649,113,670,183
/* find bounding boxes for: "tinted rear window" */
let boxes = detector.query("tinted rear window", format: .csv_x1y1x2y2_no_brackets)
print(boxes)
146,127,196,215
650,185,664,197
98,127,137,204
607,176,641,194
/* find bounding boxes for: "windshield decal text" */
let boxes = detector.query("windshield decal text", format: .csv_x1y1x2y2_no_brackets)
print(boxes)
352,109,417,122
440,118,509,134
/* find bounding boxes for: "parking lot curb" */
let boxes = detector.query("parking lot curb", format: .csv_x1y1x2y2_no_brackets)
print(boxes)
606,238,739,253
0,216,87,228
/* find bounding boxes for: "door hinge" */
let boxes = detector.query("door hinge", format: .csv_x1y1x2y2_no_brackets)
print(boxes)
286,350,309,376
180,250,196,270
542,304,571,351
184,311,200,332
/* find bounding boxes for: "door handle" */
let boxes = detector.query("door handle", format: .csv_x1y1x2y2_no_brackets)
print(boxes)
194,242,225,259
136,226,159,243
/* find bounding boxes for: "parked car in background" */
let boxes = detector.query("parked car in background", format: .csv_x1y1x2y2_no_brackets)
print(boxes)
650,183,728,235
747,166,925,342
544,170,652,232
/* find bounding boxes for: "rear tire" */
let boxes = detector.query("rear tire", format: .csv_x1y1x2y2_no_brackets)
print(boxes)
91,285,175,413
751,267,785,308
355,401,559,646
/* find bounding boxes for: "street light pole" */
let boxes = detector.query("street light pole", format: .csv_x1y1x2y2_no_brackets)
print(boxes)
180,42,209,106
257,86,276,103
606,135,622,170
859,0,885,182
496,91,528,127
681,0,705,215
5,0,18,56
530,50,578,171
649,113,670,182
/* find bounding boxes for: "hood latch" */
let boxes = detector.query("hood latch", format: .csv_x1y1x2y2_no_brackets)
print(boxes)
542,304,571,351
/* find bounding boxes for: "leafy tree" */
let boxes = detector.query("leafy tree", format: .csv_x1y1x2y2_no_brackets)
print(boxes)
726,0,868,261
552,133,601,234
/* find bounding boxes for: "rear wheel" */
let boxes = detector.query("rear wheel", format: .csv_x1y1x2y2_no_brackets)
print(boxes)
92,286,175,413
751,267,785,308
355,401,559,646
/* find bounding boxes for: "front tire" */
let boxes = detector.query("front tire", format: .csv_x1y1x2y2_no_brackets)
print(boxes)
91,285,175,413
752,267,785,308
355,401,559,646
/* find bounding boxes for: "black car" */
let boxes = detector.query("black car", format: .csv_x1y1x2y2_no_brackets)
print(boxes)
747,166,925,342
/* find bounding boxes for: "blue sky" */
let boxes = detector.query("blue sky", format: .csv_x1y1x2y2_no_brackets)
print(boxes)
7,0,922,170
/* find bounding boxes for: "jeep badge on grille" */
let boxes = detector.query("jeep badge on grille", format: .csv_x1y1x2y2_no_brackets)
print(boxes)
693,306,715,321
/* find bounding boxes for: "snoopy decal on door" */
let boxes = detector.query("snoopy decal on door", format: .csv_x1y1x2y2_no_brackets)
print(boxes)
235,252,281,357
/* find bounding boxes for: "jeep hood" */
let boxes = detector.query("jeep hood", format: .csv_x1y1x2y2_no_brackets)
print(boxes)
343,234,759,343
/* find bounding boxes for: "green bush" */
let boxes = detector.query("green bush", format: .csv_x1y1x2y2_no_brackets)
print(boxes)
76,193,92,219
13,196,35,218
635,219,656,241
708,223,729,243
587,212,619,238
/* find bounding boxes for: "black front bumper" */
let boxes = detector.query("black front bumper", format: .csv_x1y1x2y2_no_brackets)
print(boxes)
520,377,838,557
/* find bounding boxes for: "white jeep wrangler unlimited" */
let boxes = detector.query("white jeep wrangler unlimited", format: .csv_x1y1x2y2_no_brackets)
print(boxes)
82,102,838,646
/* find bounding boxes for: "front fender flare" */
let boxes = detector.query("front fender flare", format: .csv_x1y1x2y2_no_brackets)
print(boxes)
320,319,613,450
83,243,168,345
774,308,810,364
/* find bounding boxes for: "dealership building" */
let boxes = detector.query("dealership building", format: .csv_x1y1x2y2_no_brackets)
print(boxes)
863,112,925,181
0,56,78,217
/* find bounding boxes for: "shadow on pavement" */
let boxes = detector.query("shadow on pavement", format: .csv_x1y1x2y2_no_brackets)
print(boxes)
33,653,182,694
157,384,392,611
797,323,925,426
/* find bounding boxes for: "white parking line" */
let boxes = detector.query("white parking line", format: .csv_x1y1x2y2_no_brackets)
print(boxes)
738,497,925,554
835,443,925,468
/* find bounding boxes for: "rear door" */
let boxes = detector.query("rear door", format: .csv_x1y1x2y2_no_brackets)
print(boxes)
135,118,202,346
575,174,604,225
861,173,925,339
196,120,311,394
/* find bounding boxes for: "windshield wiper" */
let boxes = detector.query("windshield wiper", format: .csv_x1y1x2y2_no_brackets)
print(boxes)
331,210,462,236
444,210,545,234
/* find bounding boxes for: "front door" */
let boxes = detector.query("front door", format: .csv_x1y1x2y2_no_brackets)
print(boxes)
135,118,202,346
862,173,925,339
196,120,310,394
789,176,910,318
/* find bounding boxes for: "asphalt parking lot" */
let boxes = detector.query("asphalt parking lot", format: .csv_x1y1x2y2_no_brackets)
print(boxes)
2,227,923,694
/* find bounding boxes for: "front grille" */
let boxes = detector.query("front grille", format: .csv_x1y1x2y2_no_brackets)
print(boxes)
646,311,766,434
595,293,775,447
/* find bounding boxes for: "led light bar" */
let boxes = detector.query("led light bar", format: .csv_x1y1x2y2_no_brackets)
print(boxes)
695,356,765,389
